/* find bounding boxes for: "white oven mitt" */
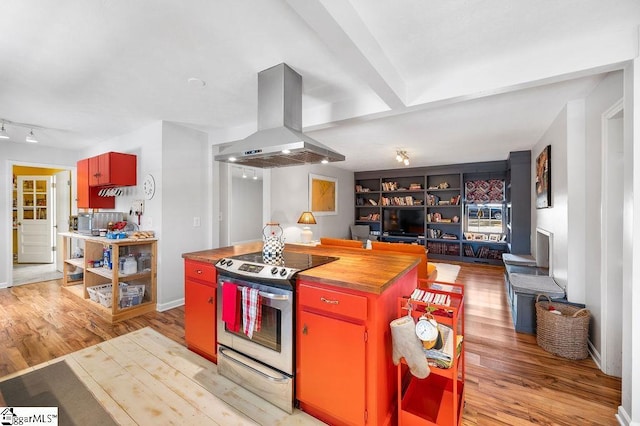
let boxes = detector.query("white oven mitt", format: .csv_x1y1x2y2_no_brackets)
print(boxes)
390,315,430,379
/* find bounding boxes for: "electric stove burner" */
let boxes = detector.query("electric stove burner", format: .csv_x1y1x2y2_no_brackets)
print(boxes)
215,251,338,283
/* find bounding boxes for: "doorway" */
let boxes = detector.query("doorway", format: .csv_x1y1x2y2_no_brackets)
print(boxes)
600,99,623,377
10,164,72,286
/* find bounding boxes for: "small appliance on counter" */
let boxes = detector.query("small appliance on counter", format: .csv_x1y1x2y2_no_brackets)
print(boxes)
76,212,126,235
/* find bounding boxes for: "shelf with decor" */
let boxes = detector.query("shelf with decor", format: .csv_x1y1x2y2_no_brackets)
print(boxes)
355,159,518,264
60,232,156,323
396,280,465,426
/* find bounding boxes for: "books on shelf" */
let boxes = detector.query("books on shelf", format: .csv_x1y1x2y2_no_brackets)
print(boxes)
410,288,451,306
381,196,421,206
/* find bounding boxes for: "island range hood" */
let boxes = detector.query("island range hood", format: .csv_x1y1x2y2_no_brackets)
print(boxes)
214,63,345,168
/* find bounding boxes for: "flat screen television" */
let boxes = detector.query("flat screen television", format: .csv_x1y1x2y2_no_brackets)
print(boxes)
383,208,425,237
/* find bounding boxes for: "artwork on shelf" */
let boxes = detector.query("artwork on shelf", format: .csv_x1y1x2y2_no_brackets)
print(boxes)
536,145,551,209
310,174,337,215
465,179,504,203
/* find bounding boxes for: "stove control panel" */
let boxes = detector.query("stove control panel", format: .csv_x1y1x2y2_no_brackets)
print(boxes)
216,258,297,281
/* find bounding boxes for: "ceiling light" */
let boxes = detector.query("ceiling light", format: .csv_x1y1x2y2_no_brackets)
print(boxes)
282,149,291,154
242,168,247,178
0,122,9,139
252,170,257,180
396,150,409,166
229,157,237,162
25,129,38,143
321,159,329,164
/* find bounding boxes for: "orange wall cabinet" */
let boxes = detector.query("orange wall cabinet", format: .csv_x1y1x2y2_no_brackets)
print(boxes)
184,259,217,363
296,266,418,426
397,282,465,426
77,158,115,209
88,152,137,187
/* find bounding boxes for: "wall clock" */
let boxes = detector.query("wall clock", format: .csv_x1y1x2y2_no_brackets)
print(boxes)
143,174,156,200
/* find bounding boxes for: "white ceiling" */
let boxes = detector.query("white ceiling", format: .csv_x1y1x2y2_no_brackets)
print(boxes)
1,1,638,171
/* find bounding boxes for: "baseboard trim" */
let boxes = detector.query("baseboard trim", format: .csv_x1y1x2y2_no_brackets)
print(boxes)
157,297,184,312
616,404,630,425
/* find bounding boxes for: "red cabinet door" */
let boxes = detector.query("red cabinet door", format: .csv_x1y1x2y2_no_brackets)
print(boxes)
88,152,137,187
185,278,217,362
297,310,366,425
77,159,114,209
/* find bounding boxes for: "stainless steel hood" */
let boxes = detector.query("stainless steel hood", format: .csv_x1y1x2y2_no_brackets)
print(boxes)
214,63,345,168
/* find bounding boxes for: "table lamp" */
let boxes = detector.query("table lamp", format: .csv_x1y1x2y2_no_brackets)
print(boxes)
297,211,317,243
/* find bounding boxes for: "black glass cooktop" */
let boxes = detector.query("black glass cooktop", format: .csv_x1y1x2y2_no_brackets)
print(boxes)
228,251,338,271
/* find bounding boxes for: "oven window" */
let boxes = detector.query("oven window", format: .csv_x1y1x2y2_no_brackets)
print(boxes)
228,302,282,352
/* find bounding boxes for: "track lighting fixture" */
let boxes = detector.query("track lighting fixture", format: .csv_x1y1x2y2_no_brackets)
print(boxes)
0,119,43,143
396,150,409,166
25,129,38,143
242,168,247,178
0,122,9,139
252,170,257,180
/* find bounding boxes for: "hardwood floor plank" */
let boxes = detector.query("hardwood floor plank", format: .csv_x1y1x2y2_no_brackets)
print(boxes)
0,263,621,426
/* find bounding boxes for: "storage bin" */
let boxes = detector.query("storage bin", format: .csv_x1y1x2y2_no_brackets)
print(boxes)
88,283,127,307
535,294,590,360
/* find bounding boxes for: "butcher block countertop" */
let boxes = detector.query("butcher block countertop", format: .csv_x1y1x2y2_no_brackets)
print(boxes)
182,241,419,294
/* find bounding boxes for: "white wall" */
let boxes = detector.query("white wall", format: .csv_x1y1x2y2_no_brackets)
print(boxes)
1,144,79,287
532,105,570,294
269,164,354,243
230,175,263,244
159,122,210,309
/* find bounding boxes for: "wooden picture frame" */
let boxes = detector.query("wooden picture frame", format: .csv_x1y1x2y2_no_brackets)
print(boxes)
309,174,337,216
536,145,551,208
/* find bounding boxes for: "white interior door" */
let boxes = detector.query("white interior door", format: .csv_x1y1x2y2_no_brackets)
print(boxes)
55,170,71,272
17,176,54,263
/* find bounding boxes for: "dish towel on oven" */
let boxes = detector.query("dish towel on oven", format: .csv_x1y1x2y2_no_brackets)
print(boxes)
242,287,262,339
222,282,241,332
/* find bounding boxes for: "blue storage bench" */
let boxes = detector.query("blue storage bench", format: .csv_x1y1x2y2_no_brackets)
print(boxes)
503,264,565,334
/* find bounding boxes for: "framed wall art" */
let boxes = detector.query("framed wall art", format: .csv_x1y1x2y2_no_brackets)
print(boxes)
309,173,337,215
535,145,551,209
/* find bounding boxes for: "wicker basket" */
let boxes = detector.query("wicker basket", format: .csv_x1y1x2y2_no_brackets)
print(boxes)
535,294,590,360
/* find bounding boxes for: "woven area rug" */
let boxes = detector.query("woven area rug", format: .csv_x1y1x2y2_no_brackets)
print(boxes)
432,263,461,283
0,360,117,425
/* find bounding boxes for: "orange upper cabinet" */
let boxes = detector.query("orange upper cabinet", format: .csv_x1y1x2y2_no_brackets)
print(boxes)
88,152,137,187
77,158,114,209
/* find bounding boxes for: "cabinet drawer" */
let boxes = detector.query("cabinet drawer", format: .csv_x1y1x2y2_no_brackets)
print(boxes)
185,259,216,283
299,284,367,322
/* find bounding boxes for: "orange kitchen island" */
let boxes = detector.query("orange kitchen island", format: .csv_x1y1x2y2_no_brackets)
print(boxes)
182,242,420,426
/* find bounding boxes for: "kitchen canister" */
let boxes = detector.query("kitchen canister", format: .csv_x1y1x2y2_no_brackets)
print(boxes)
262,223,285,264
123,255,138,274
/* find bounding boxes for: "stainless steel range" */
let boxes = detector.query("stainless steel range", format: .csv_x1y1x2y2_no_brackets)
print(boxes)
215,250,338,413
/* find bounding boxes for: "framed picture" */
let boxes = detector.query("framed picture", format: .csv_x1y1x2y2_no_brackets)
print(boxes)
473,234,486,241
536,145,551,208
309,174,337,215
488,234,500,242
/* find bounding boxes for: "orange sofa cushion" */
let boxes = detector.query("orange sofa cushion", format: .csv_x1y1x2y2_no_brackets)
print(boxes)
319,237,364,249
371,241,436,280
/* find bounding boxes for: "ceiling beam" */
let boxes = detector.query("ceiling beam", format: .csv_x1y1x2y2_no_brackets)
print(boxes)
286,0,407,109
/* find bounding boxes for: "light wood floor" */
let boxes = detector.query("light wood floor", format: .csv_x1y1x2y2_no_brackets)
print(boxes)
0,263,621,425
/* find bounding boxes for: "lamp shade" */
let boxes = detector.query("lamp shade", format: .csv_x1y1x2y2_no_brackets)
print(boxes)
297,211,317,225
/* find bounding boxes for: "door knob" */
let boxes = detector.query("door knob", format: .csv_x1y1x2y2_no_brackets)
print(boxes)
207,297,214,304
302,324,308,335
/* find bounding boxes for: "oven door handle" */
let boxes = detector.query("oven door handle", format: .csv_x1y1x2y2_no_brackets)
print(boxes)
259,291,289,301
218,347,290,383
